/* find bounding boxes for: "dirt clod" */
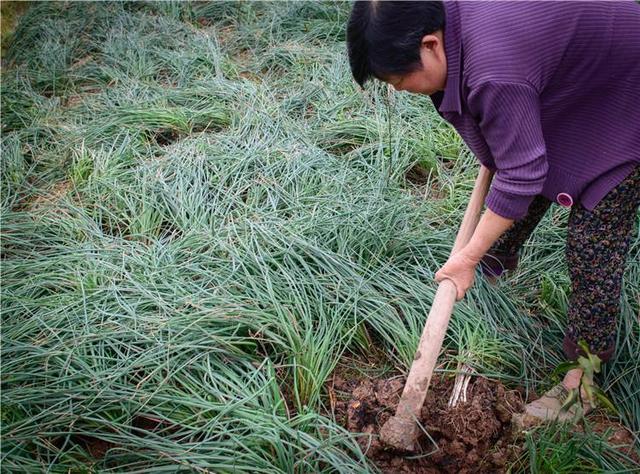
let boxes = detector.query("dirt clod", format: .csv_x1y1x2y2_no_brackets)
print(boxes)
332,374,524,473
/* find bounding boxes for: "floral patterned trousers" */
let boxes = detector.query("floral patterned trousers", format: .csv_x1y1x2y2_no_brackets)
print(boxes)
483,166,640,362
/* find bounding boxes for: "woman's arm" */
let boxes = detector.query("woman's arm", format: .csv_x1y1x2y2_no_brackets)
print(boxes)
435,208,514,300
435,81,547,298
463,207,514,262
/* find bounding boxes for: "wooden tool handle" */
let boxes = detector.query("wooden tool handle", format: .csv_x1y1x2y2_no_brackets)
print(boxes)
395,165,494,419
451,166,494,255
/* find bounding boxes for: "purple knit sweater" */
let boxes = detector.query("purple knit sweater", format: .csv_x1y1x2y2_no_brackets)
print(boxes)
431,1,640,220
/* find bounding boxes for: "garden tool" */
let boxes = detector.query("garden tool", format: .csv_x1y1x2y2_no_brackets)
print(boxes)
379,165,494,451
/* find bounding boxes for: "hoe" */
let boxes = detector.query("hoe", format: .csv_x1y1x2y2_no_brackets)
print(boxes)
380,165,494,451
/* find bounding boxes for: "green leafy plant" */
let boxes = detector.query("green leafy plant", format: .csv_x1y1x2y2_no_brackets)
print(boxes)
553,340,617,415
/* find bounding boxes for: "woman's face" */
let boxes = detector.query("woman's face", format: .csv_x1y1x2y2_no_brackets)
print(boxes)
385,31,447,96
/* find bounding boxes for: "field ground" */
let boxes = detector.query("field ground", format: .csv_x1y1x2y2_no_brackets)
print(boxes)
1,2,638,472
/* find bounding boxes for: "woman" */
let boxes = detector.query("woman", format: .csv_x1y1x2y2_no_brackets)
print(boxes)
346,0,640,421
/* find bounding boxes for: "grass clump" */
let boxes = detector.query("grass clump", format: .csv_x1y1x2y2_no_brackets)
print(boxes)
515,423,639,473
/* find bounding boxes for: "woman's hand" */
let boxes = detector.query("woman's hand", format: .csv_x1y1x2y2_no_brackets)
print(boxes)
435,208,515,300
435,248,481,300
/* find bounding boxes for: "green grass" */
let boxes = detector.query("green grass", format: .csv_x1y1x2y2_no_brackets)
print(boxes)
515,422,639,473
1,2,638,472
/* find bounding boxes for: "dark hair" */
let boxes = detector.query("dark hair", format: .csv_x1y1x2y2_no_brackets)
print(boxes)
347,1,445,87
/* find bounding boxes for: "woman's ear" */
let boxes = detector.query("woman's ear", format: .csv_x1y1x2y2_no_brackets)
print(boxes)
420,31,446,66
420,34,440,53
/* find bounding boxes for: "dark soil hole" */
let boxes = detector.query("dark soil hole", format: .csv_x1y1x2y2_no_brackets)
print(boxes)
405,163,432,186
61,435,115,460
131,414,181,437
153,129,180,146
330,373,524,473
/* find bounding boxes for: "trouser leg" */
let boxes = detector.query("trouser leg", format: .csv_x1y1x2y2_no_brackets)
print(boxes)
563,167,640,362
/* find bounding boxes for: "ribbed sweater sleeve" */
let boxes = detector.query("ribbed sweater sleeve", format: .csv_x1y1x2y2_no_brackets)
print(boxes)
467,81,548,220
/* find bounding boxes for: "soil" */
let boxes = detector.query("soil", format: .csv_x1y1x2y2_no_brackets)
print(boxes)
329,372,524,473
585,415,640,465
405,163,432,186
25,180,72,212
404,163,447,201
74,435,115,459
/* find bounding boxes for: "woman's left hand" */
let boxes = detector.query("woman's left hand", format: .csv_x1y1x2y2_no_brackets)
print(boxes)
435,248,480,300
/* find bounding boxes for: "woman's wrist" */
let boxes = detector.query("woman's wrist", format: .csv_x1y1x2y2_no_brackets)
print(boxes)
459,243,484,264
461,209,515,264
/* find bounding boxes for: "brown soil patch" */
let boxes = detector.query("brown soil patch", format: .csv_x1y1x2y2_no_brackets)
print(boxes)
70,55,93,70
26,180,72,212
585,414,640,464
74,435,114,459
405,163,432,186
405,165,446,201
329,373,524,473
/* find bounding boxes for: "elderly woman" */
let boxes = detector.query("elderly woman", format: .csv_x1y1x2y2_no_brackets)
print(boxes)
346,0,639,421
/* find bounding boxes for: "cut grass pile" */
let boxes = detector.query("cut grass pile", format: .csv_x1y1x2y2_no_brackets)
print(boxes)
1,2,638,472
